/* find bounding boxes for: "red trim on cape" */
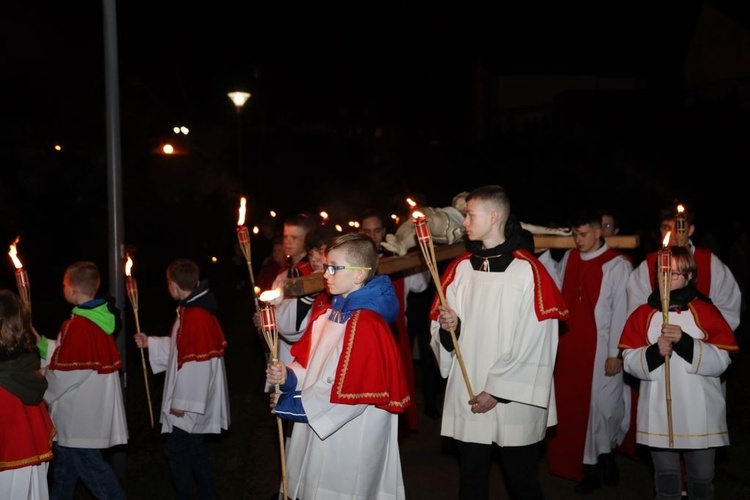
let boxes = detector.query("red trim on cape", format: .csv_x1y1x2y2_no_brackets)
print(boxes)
391,275,419,430
431,250,568,322
330,309,411,413
49,316,122,373
175,307,228,370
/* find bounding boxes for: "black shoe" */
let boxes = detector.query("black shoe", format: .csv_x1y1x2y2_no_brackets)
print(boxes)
600,451,619,486
573,464,602,494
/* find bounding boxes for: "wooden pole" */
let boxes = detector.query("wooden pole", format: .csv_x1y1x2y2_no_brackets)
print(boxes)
125,273,155,429
657,247,674,448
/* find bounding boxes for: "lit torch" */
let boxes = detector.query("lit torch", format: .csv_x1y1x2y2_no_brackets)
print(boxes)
237,197,260,311
258,288,288,500
674,204,689,248
8,237,31,316
125,255,155,429
657,232,674,448
412,209,475,399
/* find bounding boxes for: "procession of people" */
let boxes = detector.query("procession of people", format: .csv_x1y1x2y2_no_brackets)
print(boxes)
4,185,745,499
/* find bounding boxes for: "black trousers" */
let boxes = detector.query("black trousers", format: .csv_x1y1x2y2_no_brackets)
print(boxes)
457,440,544,500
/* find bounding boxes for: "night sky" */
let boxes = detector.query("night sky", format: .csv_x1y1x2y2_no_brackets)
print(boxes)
3,2,750,332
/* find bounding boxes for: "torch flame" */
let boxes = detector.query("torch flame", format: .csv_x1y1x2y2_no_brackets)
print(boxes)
412,210,425,219
677,204,684,215
8,237,23,269
125,255,134,277
663,231,671,248
237,197,247,226
406,198,417,208
259,288,282,303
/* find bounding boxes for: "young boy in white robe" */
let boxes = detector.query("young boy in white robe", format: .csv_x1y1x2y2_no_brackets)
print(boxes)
134,258,230,499
266,232,410,499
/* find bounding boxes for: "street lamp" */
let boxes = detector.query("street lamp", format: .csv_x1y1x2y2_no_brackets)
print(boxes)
228,91,251,189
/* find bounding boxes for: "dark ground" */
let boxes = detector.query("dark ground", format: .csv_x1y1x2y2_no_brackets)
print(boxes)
63,279,750,499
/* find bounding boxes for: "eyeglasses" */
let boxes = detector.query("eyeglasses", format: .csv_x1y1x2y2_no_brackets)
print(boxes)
322,264,372,276
671,272,686,280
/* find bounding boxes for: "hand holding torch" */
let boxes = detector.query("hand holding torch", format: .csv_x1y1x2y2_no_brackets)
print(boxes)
259,289,288,500
412,210,475,400
657,233,674,448
125,255,155,429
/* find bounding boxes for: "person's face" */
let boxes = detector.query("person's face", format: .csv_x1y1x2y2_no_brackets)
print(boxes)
283,225,308,259
322,248,363,298
308,245,326,273
659,220,695,243
669,258,690,291
572,224,602,253
271,243,286,265
360,216,385,247
601,215,618,237
462,199,495,242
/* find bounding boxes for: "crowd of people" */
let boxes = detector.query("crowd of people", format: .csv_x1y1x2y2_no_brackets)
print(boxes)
5,183,743,500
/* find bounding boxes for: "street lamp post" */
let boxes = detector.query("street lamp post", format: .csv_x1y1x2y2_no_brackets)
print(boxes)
227,91,251,190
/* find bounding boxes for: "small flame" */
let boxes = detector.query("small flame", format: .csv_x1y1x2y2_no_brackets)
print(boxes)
259,288,282,302
406,198,417,208
237,197,247,226
662,231,671,248
254,286,261,297
412,210,425,219
8,237,22,269
125,255,134,276
677,204,685,215
320,211,329,220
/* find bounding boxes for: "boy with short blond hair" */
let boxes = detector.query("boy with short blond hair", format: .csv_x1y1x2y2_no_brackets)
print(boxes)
41,261,127,499
267,232,410,499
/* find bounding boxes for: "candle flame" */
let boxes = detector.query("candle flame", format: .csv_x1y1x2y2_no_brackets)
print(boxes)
259,288,282,302
662,231,671,247
237,197,247,226
406,198,417,208
8,237,23,269
125,255,134,277
677,204,685,214
412,210,425,219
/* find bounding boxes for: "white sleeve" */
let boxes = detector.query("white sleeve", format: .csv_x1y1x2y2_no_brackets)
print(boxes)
708,254,742,331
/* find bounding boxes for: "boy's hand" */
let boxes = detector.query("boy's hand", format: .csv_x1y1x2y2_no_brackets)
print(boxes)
266,360,287,386
169,408,185,417
134,332,148,348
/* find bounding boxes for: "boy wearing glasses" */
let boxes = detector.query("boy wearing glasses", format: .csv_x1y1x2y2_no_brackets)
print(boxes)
266,233,410,499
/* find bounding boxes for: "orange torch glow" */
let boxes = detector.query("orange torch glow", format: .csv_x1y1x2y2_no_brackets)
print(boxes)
236,197,259,309
7,237,31,314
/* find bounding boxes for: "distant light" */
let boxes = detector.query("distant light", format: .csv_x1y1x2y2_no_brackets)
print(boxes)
173,127,180,134
335,224,343,232
173,126,189,135
211,256,218,263
227,91,251,109
54,144,62,151
162,144,175,155
252,226,259,235
269,210,277,218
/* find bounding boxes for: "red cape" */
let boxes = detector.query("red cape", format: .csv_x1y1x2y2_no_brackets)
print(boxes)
175,307,228,369
330,309,411,414
49,315,122,373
